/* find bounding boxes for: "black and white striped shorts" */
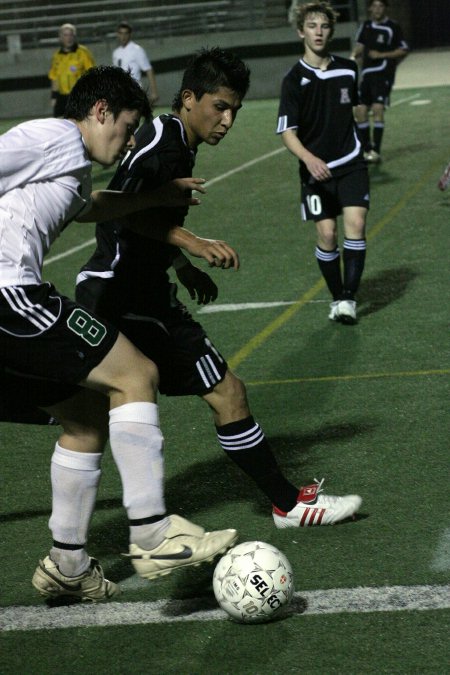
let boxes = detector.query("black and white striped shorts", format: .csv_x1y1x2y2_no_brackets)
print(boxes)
117,302,228,397
0,282,118,406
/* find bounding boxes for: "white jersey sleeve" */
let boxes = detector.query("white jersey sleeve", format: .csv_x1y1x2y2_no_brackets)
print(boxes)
0,119,90,196
0,118,92,286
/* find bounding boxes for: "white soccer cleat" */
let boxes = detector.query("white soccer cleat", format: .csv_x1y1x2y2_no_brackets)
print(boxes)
328,300,341,321
127,514,238,580
273,478,362,528
329,299,357,324
364,149,381,164
438,162,450,191
32,555,119,601
337,299,357,324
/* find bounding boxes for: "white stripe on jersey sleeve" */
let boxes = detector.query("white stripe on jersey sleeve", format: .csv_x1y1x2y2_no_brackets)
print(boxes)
276,116,298,134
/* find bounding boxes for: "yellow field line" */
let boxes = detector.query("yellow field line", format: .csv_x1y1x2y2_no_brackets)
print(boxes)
228,159,444,371
245,368,450,388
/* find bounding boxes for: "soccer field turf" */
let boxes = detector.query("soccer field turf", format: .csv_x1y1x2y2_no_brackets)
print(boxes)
1,87,449,673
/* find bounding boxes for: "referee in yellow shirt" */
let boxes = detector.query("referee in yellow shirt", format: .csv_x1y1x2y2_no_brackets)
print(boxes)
49,23,95,117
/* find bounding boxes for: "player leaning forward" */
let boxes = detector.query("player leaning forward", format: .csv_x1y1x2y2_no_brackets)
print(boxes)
277,2,369,324
0,65,238,602
76,47,362,533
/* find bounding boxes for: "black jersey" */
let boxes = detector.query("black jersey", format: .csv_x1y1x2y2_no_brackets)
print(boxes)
355,18,408,81
276,55,362,180
77,114,196,319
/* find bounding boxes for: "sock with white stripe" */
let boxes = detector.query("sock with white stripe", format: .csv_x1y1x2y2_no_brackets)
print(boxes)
216,416,299,512
49,443,102,576
109,402,169,550
315,246,343,300
343,238,366,299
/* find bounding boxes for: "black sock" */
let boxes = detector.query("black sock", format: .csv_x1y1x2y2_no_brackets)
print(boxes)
373,122,384,154
343,238,366,298
315,246,343,300
216,416,299,512
357,122,371,152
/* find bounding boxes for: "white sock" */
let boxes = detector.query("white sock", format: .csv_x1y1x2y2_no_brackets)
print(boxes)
109,402,169,549
49,443,102,576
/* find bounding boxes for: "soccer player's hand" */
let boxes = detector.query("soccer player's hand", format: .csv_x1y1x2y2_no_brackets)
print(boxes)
176,263,218,305
304,154,332,182
155,177,207,206
186,236,240,270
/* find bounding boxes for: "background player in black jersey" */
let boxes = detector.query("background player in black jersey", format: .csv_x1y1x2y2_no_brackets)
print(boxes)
277,2,369,324
77,47,362,529
351,0,409,163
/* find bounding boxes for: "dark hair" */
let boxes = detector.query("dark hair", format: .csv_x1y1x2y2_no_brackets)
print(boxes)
117,21,132,31
64,65,151,121
368,0,388,6
289,2,338,35
172,47,250,111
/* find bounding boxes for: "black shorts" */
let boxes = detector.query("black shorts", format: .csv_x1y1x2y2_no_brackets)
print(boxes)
301,163,370,222
0,282,119,410
117,292,227,397
359,73,394,108
0,365,78,421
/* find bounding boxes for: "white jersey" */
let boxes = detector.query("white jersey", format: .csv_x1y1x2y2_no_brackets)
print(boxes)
112,41,152,83
0,118,92,287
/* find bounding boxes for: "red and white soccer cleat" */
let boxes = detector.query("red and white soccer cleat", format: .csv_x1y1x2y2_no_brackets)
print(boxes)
273,478,362,527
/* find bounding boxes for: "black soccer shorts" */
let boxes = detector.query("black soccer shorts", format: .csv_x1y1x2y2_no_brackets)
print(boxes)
300,163,370,222
0,282,119,408
359,73,394,108
117,299,228,397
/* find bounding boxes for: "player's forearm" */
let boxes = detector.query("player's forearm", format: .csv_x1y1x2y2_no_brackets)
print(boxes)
77,179,203,223
125,222,206,257
281,129,313,164
370,48,408,60
164,226,200,252
389,48,408,60
148,70,159,99
77,189,168,222
350,44,363,61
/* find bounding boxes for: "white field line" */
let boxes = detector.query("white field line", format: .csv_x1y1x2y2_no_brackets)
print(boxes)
43,147,286,268
203,147,285,187
44,238,96,266
198,301,296,314
391,93,422,107
1,584,449,632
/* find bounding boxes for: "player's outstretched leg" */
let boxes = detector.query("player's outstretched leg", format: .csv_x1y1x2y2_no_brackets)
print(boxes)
127,515,238,580
273,478,362,527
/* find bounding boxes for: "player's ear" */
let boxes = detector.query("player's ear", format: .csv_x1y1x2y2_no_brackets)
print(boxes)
181,89,195,111
94,99,109,123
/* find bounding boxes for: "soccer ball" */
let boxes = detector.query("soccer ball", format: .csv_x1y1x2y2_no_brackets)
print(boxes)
213,541,294,624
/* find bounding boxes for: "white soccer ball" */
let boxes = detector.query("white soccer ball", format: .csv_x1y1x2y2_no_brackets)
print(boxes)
213,540,294,624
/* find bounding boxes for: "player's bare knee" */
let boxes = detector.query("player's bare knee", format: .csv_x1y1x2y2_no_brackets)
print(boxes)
316,221,337,250
58,423,108,453
345,221,366,239
218,372,248,415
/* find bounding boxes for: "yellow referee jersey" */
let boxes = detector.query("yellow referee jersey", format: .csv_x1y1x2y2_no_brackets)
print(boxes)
48,44,95,95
